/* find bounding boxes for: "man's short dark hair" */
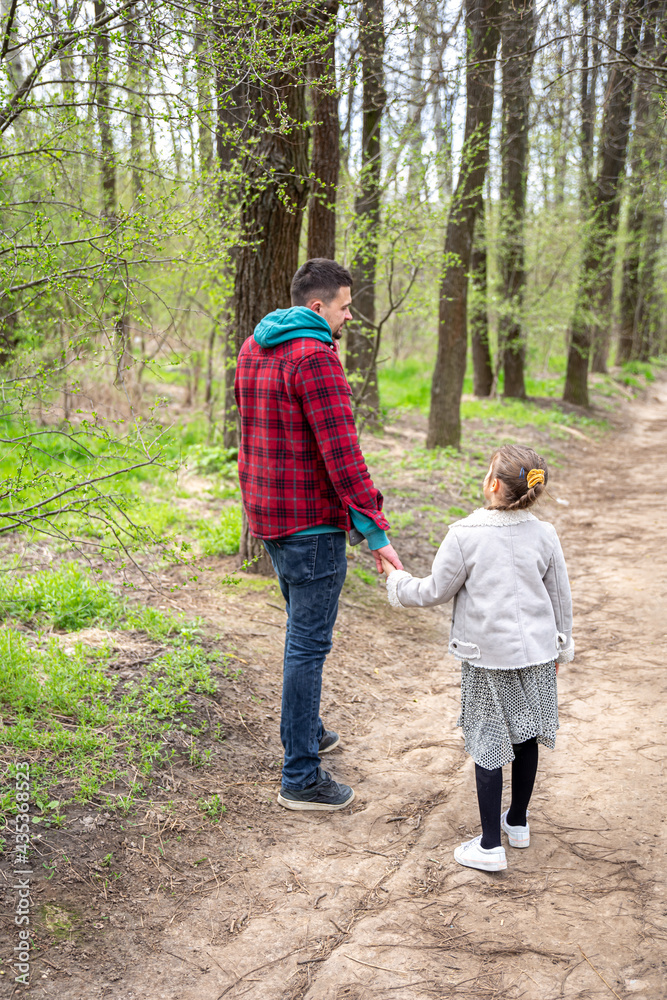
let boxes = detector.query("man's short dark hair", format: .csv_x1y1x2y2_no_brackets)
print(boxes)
291,258,353,307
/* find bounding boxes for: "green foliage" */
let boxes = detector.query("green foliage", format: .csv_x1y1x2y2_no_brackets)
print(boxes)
0,562,123,631
619,359,657,385
0,561,239,821
186,445,239,476
0,624,229,815
198,794,226,822
376,356,606,437
389,511,415,533
198,505,243,557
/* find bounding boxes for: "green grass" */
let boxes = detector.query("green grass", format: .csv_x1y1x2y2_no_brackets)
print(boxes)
198,793,226,822
0,563,124,631
0,563,237,824
460,395,603,432
377,357,571,415
0,412,242,560
0,625,229,821
197,505,243,557
351,567,377,586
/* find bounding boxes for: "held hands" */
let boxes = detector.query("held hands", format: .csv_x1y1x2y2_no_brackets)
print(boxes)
372,543,403,575
380,555,396,576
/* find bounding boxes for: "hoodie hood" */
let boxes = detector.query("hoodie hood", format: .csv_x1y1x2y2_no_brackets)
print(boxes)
253,306,333,348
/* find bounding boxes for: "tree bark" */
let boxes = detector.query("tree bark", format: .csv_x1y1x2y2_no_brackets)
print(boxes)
233,16,309,571
195,10,214,181
406,15,426,197
93,0,116,219
499,0,535,399
563,0,641,405
346,0,385,425
126,4,144,202
427,0,500,449
617,0,664,364
214,20,251,451
470,203,493,397
306,0,339,259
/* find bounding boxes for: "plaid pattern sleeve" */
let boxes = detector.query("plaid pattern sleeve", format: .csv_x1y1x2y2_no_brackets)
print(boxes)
235,336,389,539
294,349,390,531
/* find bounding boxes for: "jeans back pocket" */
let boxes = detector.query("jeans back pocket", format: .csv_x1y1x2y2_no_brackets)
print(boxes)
264,536,318,586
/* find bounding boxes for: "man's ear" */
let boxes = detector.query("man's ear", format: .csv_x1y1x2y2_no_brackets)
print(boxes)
308,299,324,314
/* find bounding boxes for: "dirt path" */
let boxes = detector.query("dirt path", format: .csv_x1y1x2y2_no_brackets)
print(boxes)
22,383,667,1000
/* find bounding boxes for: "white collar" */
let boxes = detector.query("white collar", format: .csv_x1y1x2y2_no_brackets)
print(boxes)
450,507,537,528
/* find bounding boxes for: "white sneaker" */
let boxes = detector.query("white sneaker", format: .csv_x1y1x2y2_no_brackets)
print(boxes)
454,835,507,872
501,810,530,848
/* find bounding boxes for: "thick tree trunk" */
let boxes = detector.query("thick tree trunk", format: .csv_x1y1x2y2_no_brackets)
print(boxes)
427,0,500,449
563,0,641,405
233,24,309,572
306,0,339,259
499,0,535,399
470,203,493,397
347,0,385,424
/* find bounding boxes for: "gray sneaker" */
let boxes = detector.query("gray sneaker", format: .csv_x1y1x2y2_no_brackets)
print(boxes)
278,767,355,811
318,729,340,754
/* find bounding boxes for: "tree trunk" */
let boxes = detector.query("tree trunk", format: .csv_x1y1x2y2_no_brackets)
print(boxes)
195,10,214,181
233,18,309,572
617,0,663,364
406,16,426,197
213,22,251,451
425,0,454,199
636,208,665,359
94,0,130,386
222,313,238,449
306,0,340,260
346,0,385,425
563,0,641,405
93,0,116,219
1,0,22,91
126,4,144,202
427,0,500,449
498,0,535,399
470,203,493,397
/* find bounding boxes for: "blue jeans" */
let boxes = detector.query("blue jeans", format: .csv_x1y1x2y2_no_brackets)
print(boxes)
263,532,347,790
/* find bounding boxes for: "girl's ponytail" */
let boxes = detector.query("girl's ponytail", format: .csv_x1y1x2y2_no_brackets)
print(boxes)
489,447,548,511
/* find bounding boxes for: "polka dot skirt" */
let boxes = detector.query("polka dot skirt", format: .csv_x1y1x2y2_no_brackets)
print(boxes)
457,660,559,770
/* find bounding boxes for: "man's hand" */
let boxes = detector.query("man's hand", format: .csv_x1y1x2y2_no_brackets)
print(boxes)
373,543,403,574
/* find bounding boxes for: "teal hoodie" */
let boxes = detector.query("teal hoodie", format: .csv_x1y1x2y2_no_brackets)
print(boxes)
254,306,333,347
252,306,389,551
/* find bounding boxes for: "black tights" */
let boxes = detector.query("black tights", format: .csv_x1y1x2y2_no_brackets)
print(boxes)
475,738,539,849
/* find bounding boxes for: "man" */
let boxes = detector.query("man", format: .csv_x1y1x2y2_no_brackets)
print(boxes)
235,258,403,811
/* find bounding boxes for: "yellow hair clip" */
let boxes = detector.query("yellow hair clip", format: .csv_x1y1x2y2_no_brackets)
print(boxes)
526,468,545,489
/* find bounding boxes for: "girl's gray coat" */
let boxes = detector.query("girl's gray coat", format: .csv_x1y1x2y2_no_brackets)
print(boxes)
387,507,574,669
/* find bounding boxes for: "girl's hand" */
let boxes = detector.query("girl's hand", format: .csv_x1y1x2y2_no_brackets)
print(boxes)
380,555,396,576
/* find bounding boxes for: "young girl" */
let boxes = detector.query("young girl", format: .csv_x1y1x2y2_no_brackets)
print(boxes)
382,445,574,872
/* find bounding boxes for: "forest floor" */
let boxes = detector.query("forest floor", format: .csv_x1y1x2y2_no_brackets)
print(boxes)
2,377,667,1000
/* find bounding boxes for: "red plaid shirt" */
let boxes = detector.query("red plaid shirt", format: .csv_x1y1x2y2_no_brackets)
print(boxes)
235,335,389,539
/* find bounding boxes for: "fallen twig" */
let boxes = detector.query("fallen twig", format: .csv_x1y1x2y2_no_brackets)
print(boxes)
344,954,408,976
578,945,623,1000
